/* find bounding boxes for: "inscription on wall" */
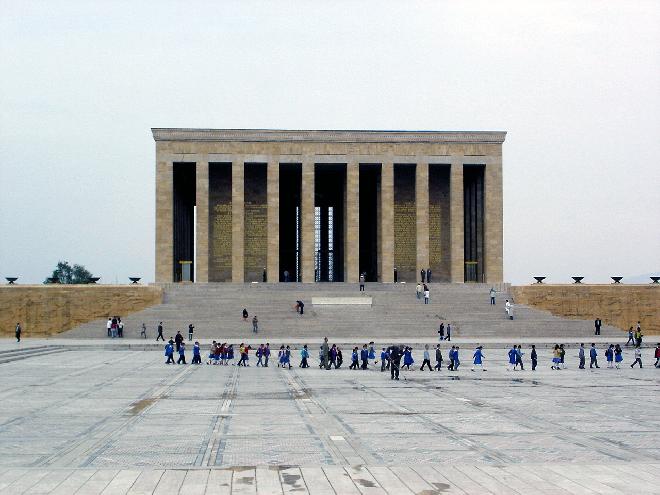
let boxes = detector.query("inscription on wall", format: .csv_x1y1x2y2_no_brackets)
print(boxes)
244,203,267,280
209,164,232,282
393,165,417,282
210,204,232,281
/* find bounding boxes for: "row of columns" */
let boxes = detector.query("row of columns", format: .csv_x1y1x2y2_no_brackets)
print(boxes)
157,155,502,284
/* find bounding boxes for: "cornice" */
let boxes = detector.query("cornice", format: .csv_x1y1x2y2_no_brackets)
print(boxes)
151,128,506,144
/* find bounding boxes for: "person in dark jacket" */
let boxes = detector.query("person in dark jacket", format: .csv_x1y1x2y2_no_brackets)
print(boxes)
388,345,402,380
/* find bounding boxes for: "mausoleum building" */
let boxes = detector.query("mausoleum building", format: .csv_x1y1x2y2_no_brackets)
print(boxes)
153,129,505,284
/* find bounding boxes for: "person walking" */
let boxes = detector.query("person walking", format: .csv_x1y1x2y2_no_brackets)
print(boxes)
516,345,525,370
264,343,271,367
472,346,485,371
321,337,330,370
402,347,414,370
530,345,538,371
606,345,614,368
505,300,511,318
551,344,561,370
446,324,452,342
165,342,175,364
578,343,585,369
252,316,259,333
242,308,248,321
14,322,22,342
140,323,147,339
420,344,432,371
447,346,455,371
614,344,623,369
156,322,164,341
177,342,186,364
558,344,565,369
594,317,602,336
423,287,430,304
175,331,183,352
489,287,496,305
635,326,643,347
507,345,517,371
388,345,402,380
589,343,599,369
188,323,194,341
453,346,460,370
191,342,202,364
300,345,310,368
416,283,422,300
654,343,660,368
438,322,445,341
360,344,369,370
434,344,443,371
359,273,365,292
349,347,360,370
380,348,389,371
626,327,634,346
255,344,264,366
630,346,643,368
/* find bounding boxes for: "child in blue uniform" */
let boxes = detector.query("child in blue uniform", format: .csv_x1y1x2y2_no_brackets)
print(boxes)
349,347,359,369
606,344,614,368
402,347,414,370
165,342,175,364
507,346,517,371
614,344,623,369
191,341,201,364
360,344,369,370
472,346,485,371
368,342,376,363
380,348,389,372
453,346,460,370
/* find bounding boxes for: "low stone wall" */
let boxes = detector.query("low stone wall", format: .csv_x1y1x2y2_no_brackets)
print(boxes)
0,285,163,336
511,284,660,335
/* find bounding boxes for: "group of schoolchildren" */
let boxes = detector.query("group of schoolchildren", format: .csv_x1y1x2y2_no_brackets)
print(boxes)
165,338,660,372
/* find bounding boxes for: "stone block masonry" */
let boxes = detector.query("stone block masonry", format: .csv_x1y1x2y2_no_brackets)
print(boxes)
0,285,162,336
511,284,660,335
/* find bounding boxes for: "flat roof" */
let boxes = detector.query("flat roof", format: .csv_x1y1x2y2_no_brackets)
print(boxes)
152,128,506,144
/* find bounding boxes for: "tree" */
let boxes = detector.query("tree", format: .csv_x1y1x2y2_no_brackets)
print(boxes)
44,261,93,284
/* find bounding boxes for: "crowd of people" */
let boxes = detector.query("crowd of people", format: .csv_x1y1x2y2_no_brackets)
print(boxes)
162,335,660,374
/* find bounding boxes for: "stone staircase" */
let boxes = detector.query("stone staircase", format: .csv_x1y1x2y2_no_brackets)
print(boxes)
62,283,623,340
0,345,68,365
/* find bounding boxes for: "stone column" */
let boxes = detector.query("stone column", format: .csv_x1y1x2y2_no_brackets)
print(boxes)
345,160,360,282
301,158,315,283
231,157,245,283
155,151,174,283
484,156,504,283
267,159,280,282
195,159,209,283
416,161,429,281
450,157,464,283
380,160,394,283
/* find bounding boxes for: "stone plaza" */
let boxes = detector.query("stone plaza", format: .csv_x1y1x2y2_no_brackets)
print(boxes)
0,342,658,494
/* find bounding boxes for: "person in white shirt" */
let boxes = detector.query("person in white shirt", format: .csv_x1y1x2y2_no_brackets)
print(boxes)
424,288,430,304
416,283,422,300
420,344,432,371
630,346,643,368
106,318,112,338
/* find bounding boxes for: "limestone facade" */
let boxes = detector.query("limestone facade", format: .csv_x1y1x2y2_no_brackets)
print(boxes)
153,129,506,283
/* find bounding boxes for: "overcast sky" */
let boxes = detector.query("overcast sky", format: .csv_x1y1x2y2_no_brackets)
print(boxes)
1,0,658,285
